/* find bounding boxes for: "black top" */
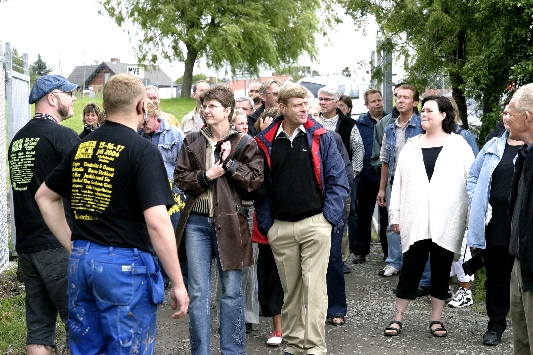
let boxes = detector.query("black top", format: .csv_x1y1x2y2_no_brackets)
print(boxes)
45,121,174,252
485,143,520,246
8,116,80,253
270,131,323,222
422,147,443,181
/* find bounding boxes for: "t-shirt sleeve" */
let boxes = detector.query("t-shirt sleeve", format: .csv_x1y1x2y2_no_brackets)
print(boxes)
135,146,175,211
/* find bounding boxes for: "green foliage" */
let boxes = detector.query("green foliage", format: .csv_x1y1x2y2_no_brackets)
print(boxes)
98,0,339,97
340,0,533,130
175,73,208,85
341,67,352,78
30,54,53,86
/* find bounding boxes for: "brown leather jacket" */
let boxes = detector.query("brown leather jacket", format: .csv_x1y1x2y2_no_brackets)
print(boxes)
174,129,264,271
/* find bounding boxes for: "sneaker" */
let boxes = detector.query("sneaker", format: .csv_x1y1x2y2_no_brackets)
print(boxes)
267,330,282,347
447,285,454,299
447,287,473,308
378,265,400,277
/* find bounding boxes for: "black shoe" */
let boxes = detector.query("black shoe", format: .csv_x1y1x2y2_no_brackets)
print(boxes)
343,263,352,274
483,330,502,346
353,254,366,264
245,323,253,334
416,285,430,298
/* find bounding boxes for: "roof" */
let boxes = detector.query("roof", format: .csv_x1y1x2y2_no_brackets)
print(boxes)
67,61,175,88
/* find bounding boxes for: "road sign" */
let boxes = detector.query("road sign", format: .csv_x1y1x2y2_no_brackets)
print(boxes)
127,66,145,78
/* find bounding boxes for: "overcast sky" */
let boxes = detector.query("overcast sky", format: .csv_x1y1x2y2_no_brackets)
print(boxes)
1,0,384,82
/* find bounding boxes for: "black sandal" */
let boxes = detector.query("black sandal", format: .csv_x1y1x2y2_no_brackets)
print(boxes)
384,320,402,336
429,321,448,337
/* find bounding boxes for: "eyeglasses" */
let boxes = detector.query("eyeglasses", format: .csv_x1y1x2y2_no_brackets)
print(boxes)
201,104,224,111
51,90,73,97
266,92,279,97
318,97,334,102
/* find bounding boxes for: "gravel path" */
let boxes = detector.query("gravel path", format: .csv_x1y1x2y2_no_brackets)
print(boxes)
155,244,514,354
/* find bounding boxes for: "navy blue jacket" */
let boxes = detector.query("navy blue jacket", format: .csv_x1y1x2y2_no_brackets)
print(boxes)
254,116,350,236
356,111,388,185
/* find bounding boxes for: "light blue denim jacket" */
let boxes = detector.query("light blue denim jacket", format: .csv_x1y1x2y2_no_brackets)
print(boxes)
383,114,424,185
141,119,185,195
466,131,508,249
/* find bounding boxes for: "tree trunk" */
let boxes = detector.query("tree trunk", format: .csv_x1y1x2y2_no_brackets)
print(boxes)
181,44,198,98
449,27,468,128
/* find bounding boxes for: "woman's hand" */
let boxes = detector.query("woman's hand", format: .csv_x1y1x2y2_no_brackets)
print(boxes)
220,141,231,161
206,161,225,180
391,224,400,234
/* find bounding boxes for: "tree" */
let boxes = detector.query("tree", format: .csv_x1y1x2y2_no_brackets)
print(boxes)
31,54,53,76
341,67,351,78
99,0,338,97
175,73,208,85
340,0,533,138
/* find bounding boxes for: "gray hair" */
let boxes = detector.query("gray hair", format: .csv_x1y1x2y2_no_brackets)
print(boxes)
235,96,253,109
259,79,282,95
318,86,340,101
145,85,159,96
513,83,533,114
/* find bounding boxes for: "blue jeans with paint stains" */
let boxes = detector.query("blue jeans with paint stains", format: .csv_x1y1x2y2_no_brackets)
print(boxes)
68,240,163,355
185,214,246,355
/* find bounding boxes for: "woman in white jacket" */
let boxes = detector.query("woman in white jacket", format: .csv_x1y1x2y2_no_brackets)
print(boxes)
383,96,474,338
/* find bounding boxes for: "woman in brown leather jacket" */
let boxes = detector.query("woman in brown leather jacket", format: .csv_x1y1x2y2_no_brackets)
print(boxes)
174,85,263,355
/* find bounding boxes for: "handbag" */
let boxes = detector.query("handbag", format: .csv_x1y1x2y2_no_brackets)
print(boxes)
462,250,484,276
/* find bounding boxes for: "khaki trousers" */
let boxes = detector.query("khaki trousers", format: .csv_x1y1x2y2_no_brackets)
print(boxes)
268,213,332,355
511,258,533,355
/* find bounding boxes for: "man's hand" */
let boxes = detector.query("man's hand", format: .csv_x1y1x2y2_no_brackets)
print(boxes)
170,284,189,319
377,190,387,207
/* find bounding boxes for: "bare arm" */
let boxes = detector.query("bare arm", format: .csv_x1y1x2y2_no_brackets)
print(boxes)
144,205,189,319
35,182,72,252
377,161,389,207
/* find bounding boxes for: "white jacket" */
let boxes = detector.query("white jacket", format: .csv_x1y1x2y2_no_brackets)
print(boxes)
389,133,474,254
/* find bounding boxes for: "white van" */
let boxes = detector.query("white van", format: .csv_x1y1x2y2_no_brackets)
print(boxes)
297,75,368,118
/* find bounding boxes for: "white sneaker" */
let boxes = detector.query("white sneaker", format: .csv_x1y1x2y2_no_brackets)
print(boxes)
379,265,400,277
266,330,282,347
447,287,473,308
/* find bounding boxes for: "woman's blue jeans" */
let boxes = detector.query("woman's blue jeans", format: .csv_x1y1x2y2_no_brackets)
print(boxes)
184,214,246,355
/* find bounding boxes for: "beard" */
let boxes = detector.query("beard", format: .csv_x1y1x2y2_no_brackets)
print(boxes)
57,98,73,119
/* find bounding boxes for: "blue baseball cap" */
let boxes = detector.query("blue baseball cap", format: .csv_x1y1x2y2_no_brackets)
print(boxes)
29,75,77,104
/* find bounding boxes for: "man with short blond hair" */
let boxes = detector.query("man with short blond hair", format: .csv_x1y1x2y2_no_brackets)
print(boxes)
255,83,349,355
181,80,211,134
35,74,189,355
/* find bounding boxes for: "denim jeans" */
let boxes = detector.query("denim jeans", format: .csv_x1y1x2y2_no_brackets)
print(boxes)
419,257,431,287
327,227,347,318
384,183,403,269
68,240,162,355
184,214,246,355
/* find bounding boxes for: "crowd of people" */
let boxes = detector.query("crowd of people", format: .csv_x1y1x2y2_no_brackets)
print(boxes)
8,72,533,355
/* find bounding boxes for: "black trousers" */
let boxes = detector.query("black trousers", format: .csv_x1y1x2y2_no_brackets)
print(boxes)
396,239,454,300
352,177,388,257
257,243,284,317
484,244,514,333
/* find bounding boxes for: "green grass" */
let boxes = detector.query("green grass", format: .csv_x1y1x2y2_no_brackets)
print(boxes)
54,95,196,135
0,263,67,354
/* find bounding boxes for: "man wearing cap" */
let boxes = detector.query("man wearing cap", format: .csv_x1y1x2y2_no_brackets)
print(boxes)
8,74,80,355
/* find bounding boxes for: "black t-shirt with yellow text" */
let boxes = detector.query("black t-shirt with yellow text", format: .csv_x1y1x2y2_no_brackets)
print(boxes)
45,121,174,252
8,117,80,253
